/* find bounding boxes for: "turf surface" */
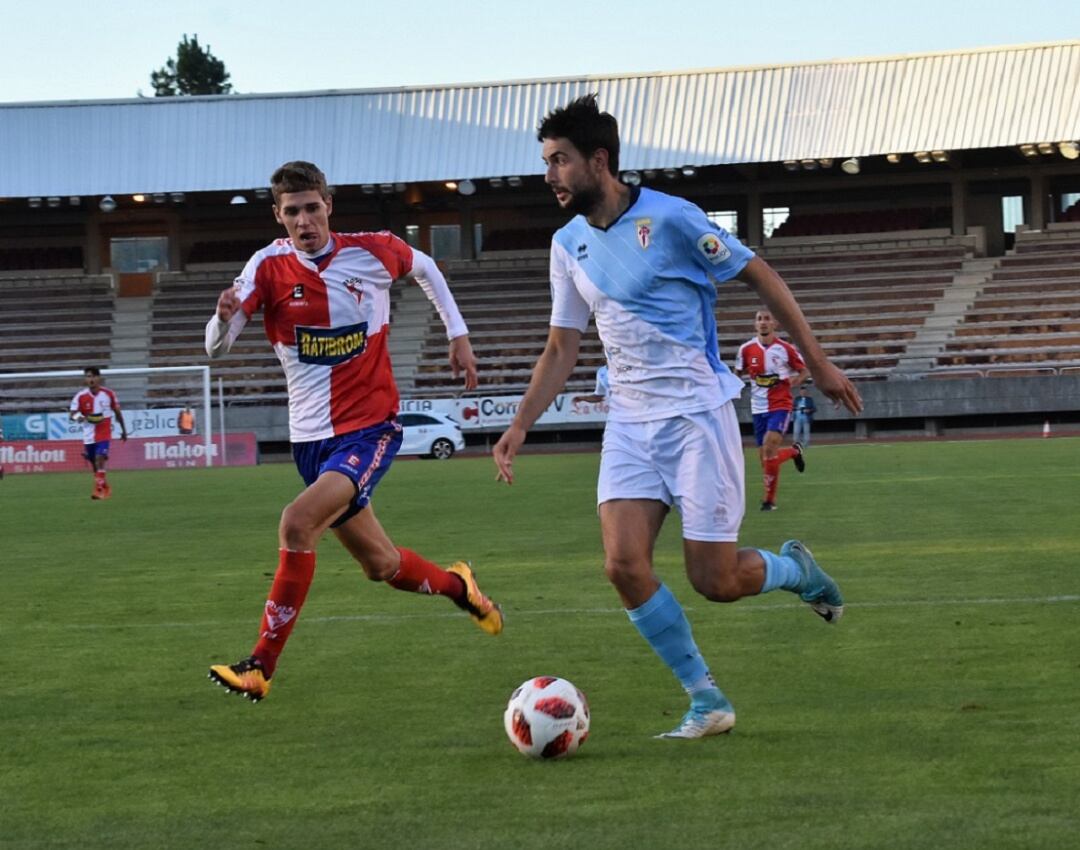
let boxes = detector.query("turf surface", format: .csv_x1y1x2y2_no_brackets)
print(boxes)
2,438,1078,848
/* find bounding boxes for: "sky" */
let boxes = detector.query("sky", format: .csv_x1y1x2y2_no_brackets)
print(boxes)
2,0,1078,103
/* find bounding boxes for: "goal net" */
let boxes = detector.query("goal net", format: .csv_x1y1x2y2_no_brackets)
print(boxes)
0,365,215,471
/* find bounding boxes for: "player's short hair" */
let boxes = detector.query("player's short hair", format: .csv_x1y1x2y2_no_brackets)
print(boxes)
84,366,101,376
537,94,620,176
270,161,331,203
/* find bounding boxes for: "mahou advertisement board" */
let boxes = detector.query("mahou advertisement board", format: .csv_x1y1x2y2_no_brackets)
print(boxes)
0,433,258,474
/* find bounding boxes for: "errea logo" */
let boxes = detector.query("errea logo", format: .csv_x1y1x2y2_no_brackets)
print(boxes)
289,283,308,307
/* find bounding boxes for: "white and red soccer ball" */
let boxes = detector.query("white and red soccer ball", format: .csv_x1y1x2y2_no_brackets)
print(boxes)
503,676,590,759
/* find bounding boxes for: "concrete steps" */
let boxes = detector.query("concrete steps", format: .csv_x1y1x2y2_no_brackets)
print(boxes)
387,284,436,392
893,258,998,375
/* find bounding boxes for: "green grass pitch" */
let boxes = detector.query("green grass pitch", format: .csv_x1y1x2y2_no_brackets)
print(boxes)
2,438,1078,849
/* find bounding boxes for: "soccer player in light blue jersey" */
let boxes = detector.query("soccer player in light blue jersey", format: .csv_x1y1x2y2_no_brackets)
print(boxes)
493,95,863,739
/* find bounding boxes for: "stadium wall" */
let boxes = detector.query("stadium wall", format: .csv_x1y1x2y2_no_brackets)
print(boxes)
220,375,1080,445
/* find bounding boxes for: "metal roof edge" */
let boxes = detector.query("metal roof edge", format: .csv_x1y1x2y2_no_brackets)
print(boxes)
3,38,1076,109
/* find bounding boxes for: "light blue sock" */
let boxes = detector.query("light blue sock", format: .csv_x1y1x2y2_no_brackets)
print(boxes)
758,548,803,593
626,584,712,693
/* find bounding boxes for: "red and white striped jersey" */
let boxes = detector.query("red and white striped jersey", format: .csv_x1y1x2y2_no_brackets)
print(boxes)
70,387,120,444
206,232,466,443
734,337,806,415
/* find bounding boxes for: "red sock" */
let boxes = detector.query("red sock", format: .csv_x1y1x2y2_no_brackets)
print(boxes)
388,547,465,599
763,457,781,503
94,470,105,487
776,446,798,465
252,549,316,679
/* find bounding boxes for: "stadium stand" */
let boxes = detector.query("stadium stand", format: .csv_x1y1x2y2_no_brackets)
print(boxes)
10,226,1076,413
770,207,951,238
123,224,1080,403
935,226,1080,377
146,266,405,404
414,255,574,394
480,229,554,252
731,242,969,378
410,238,976,394
147,269,286,403
0,246,84,272
186,239,273,266
0,273,115,411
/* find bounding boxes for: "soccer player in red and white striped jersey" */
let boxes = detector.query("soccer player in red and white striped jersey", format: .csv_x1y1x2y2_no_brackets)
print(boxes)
205,161,502,702
735,310,809,511
69,367,127,500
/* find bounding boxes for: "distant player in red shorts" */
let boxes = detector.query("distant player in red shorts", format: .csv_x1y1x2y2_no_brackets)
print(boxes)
735,310,808,511
69,366,127,500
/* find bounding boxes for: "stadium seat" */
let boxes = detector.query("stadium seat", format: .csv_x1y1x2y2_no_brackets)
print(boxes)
937,228,1080,376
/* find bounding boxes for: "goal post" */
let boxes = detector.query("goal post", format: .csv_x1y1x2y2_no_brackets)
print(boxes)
0,365,215,467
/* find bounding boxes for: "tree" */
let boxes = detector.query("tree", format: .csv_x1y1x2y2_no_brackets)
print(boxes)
151,34,233,96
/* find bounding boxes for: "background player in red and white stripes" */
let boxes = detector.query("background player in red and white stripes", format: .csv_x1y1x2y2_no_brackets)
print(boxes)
735,310,808,511
205,161,501,702
69,366,127,500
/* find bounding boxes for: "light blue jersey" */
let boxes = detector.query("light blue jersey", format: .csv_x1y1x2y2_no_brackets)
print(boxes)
550,186,753,422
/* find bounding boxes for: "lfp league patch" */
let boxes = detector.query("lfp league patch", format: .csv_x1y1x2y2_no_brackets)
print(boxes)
696,232,732,265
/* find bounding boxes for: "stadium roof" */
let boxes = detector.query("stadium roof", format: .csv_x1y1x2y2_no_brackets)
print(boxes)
2,40,1079,198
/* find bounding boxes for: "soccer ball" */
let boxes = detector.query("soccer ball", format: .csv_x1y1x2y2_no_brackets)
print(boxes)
503,676,590,759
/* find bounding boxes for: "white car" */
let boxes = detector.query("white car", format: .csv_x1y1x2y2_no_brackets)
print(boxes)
397,412,465,459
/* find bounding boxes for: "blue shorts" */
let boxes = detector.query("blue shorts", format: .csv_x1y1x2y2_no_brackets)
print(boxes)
752,410,791,446
83,441,110,463
291,420,403,528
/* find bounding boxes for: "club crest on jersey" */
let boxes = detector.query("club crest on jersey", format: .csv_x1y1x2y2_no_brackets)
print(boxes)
296,321,368,365
343,277,364,306
292,284,304,299
635,218,652,250
697,233,731,265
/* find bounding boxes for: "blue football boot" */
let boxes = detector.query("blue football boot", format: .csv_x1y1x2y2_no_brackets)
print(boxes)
781,539,845,624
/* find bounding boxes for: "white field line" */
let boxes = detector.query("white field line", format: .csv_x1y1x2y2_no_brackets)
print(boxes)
25,593,1080,632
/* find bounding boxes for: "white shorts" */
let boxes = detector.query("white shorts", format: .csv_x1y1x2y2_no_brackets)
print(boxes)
597,402,746,542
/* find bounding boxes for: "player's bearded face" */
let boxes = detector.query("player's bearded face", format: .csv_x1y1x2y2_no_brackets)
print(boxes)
543,138,604,216
561,173,603,216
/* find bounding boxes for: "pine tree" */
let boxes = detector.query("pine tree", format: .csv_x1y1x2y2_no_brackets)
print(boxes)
151,34,233,97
